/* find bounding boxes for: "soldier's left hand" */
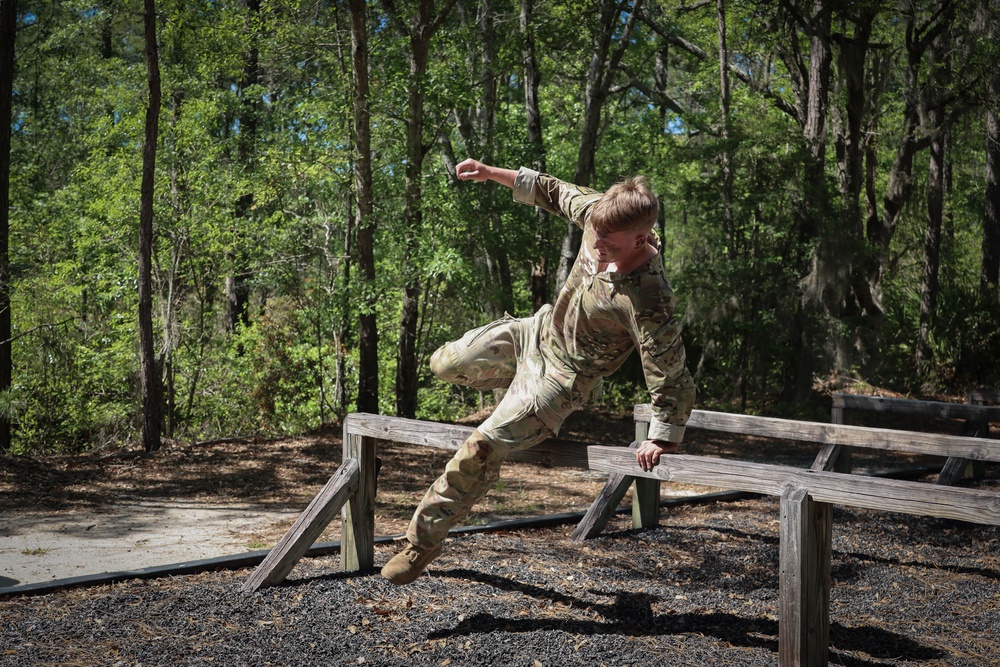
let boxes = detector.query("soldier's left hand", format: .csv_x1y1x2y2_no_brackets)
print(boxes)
635,439,679,472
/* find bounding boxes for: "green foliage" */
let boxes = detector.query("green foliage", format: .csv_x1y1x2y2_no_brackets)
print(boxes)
6,0,999,454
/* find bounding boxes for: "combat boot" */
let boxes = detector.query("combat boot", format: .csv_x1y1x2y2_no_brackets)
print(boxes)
380,542,442,585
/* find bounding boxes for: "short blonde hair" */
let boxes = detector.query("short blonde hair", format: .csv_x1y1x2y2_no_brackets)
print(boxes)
589,176,658,235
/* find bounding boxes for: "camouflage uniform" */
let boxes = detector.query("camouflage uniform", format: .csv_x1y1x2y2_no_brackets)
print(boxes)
405,167,696,549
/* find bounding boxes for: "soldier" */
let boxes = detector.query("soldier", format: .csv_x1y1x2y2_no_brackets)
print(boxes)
381,158,696,585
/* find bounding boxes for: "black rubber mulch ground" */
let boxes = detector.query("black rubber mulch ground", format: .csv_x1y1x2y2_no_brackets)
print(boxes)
3,489,999,667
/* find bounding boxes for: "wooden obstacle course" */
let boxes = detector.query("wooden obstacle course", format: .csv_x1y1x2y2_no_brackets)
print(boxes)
244,413,613,588
245,406,1000,666
586,406,1000,666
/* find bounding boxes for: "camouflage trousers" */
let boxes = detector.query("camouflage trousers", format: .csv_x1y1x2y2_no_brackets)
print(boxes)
405,305,601,549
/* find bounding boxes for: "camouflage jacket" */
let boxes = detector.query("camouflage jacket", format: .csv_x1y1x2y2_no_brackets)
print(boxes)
512,167,696,443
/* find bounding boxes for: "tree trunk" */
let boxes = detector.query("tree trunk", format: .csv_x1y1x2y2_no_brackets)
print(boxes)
826,12,886,374
480,2,513,317
916,22,951,365
455,0,512,318
856,49,891,327
982,1,1000,291
717,0,735,259
396,32,428,421
349,0,379,415
984,107,1000,291
917,124,946,364
139,0,162,453
520,0,549,313
787,0,833,401
161,29,189,439
0,0,15,453
226,0,261,334
555,0,643,289
868,4,949,309
385,0,458,418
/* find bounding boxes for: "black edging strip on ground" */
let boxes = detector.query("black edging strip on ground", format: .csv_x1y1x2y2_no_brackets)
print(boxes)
0,465,940,599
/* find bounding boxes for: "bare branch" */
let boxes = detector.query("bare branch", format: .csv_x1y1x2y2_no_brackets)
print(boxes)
0,318,79,347
604,0,645,91
640,7,708,59
641,5,800,122
431,0,460,32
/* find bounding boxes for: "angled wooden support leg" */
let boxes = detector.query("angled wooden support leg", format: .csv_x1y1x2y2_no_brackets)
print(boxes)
241,458,360,593
938,418,987,485
812,403,852,473
778,487,831,667
939,388,993,485
572,441,641,542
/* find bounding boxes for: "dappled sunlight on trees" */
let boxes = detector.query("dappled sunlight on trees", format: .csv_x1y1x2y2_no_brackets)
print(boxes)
3,0,999,454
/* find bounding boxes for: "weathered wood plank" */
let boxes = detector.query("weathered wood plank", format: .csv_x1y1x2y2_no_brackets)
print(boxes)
970,388,1000,405
346,413,475,449
571,469,633,542
344,413,596,469
632,406,1000,463
831,393,1000,422
341,431,376,572
937,455,975,486
241,459,360,593
586,447,1000,526
778,488,831,667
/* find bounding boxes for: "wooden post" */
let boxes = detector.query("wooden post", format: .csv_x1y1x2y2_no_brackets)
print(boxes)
341,417,377,571
632,413,660,529
241,459,360,593
778,487,831,667
812,400,852,473
967,390,992,479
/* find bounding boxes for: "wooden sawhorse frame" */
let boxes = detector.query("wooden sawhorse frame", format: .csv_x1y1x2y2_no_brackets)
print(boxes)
813,391,1000,481
244,408,1000,667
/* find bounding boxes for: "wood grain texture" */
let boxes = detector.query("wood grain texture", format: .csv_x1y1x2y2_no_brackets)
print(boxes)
344,413,599,469
632,406,1000,462
631,417,660,530
832,393,1000,421
572,441,642,543
778,488,831,667
341,432,376,572
586,447,1000,526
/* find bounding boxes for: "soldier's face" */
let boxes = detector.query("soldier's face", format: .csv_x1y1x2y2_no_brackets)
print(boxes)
593,229,647,263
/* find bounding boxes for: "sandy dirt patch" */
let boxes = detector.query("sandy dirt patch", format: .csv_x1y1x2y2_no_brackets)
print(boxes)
1,500,303,587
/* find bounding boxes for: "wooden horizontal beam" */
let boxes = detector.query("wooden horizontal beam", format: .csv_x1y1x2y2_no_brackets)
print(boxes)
345,413,475,449
586,447,1000,526
970,388,1000,405
831,393,1000,422
632,406,1000,463
343,413,595,469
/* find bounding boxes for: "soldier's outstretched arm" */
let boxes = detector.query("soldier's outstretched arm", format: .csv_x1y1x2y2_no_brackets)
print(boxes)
456,158,517,189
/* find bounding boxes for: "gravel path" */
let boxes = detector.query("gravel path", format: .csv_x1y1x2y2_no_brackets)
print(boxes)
3,493,999,667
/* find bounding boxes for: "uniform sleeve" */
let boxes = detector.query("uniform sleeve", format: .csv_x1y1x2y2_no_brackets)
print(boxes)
512,167,602,228
633,277,697,443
